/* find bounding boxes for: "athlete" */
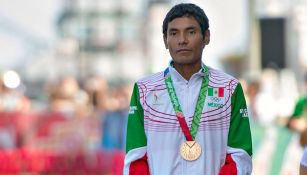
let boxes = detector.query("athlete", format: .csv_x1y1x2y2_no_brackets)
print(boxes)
124,3,252,175
287,96,307,132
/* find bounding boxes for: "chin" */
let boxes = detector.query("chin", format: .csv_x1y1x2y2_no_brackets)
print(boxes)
173,58,197,65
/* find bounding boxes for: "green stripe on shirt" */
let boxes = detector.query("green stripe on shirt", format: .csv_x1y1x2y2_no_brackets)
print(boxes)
126,83,147,153
228,83,253,156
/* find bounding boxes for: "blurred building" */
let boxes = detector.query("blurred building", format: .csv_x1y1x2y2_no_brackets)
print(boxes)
42,0,256,81
55,0,149,82
250,0,307,81
1,0,306,92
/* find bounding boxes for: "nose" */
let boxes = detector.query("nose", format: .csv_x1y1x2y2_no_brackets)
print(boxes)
178,33,188,45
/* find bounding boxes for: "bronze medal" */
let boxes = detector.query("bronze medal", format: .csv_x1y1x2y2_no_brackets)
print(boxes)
180,141,202,161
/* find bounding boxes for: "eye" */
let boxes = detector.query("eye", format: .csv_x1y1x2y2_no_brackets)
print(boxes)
169,31,177,36
189,30,196,35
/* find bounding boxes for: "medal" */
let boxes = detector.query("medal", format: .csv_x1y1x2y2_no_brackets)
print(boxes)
180,141,202,161
164,65,209,161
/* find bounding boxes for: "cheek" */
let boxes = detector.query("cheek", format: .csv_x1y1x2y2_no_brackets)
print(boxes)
194,43,204,52
167,42,176,52
169,49,177,58
192,46,204,58
195,40,205,51
167,39,176,47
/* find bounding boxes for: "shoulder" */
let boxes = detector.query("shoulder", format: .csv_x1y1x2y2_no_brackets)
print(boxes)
136,71,165,89
207,66,239,86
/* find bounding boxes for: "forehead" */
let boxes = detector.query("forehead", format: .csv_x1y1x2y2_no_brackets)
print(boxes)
167,16,200,30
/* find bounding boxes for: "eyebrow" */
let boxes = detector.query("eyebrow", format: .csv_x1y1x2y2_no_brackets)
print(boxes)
168,28,178,32
168,25,197,32
186,26,196,31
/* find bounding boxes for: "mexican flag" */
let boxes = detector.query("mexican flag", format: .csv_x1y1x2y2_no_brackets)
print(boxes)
208,87,224,97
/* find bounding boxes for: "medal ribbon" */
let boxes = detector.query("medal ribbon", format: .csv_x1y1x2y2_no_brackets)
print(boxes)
164,65,209,141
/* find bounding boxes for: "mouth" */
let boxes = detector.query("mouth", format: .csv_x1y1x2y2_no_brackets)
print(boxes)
176,49,192,53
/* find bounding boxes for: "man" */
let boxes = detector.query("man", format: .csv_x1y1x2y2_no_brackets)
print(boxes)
124,3,252,175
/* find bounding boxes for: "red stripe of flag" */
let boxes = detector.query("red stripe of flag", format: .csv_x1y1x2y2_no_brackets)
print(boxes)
218,88,224,97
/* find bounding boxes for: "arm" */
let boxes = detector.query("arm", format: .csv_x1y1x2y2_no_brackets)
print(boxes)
219,83,253,175
124,83,150,175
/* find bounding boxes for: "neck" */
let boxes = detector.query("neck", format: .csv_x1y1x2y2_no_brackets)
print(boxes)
173,62,202,80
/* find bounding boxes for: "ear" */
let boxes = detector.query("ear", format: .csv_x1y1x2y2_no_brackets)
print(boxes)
163,35,168,49
203,30,210,46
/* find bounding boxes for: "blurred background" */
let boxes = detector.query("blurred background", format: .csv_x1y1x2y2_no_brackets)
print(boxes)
0,0,306,174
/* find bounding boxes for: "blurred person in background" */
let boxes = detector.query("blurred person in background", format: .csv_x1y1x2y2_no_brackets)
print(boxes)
0,72,31,149
84,76,131,150
299,127,307,175
0,74,31,113
47,76,90,118
301,150,307,175
287,75,307,132
290,75,307,175
288,96,307,132
254,68,280,126
102,84,131,150
84,75,110,115
124,3,252,175
242,78,260,121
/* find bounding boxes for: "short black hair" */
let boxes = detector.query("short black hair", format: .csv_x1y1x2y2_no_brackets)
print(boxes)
162,3,209,37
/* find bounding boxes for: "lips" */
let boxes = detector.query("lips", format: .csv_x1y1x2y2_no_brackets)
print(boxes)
176,49,192,53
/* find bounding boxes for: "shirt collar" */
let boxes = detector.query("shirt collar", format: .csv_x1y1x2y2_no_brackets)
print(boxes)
168,61,206,83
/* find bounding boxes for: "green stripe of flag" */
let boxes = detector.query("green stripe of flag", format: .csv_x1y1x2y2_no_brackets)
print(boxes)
208,88,213,96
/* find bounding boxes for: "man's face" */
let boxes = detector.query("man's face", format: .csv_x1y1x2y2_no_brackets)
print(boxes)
164,16,210,66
